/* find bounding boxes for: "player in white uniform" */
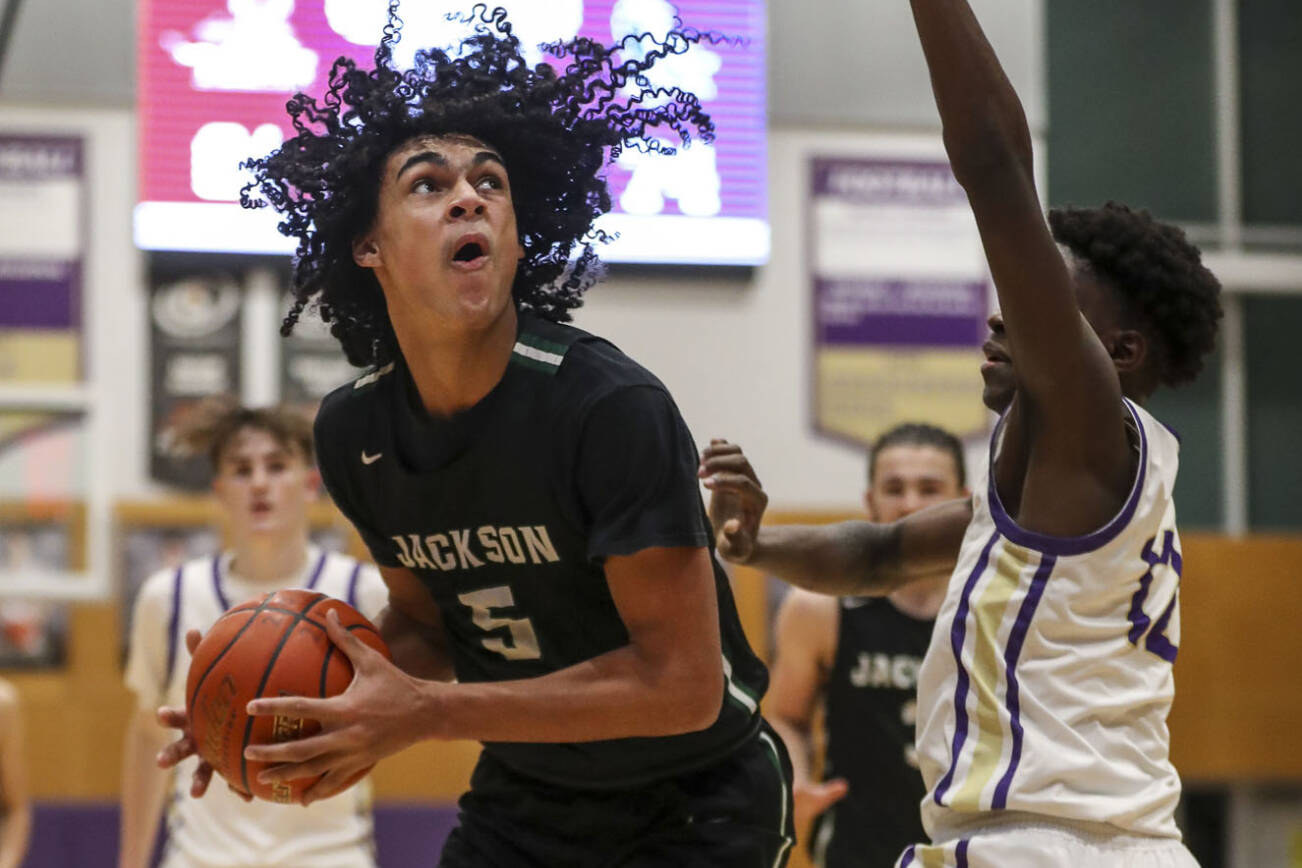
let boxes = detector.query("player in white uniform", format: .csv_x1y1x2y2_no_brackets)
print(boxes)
119,400,388,868
699,0,1222,865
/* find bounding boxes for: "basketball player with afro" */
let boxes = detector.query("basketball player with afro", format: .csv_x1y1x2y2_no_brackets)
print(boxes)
700,1,1221,865
156,5,792,866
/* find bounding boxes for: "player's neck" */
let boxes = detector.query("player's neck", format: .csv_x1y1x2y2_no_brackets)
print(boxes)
394,304,517,418
228,529,311,585
888,575,947,621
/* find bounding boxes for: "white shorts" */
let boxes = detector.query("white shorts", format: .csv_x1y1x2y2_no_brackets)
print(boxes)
894,814,1199,868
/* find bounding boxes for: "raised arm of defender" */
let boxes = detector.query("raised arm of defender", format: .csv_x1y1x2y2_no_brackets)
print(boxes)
909,0,1134,535
700,440,970,596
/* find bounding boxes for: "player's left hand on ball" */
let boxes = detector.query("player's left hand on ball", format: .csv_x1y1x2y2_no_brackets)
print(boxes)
156,629,236,799
243,608,430,806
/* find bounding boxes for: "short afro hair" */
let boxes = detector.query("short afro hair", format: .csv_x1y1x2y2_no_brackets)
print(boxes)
241,3,722,367
1049,202,1222,388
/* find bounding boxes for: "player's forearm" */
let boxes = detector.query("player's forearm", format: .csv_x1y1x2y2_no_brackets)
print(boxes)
909,0,1033,185
747,522,906,597
420,642,723,743
118,715,171,868
377,605,456,682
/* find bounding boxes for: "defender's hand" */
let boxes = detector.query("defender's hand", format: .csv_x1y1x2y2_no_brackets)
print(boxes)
699,439,768,564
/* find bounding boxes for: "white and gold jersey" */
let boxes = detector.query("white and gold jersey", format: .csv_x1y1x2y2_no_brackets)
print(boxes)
125,546,390,868
915,399,1185,843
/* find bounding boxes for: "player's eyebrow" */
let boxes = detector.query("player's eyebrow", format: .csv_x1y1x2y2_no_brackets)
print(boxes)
395,150,448,180
395,149,505,180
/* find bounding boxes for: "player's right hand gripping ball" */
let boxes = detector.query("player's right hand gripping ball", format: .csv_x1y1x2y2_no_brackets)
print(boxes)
185,589,391,803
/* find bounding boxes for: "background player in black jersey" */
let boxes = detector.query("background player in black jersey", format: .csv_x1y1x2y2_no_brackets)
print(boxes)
768,424,967,867
154,7,793,867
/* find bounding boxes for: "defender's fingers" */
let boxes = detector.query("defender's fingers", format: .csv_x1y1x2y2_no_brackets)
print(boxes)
184,628,203,654
698,453,757,478
699,441,742,461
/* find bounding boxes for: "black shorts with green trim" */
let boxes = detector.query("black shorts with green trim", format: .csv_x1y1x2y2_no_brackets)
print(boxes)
438,718,795,868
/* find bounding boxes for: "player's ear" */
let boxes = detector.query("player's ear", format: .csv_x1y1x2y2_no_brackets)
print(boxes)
863,488,879,522
304,467,322,501
1108,328,1147,374
352,232,381,269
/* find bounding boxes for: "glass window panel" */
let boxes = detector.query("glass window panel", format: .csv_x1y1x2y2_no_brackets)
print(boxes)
1047,0,1217,223
1147,343,1223,530
1239,0,1302,228
1245,296,1302,529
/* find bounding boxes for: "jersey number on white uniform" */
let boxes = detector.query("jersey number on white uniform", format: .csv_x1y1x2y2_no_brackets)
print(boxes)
458,586,542,660
1126,531,1181,663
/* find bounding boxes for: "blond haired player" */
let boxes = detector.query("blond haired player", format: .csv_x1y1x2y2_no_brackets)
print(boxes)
700,0,1222,864
119,399,388,868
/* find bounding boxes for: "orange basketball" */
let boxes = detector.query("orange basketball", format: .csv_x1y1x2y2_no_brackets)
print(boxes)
185,589,391,804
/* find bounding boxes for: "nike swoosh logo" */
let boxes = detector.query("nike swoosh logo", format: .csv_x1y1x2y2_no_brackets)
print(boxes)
361,451,382,465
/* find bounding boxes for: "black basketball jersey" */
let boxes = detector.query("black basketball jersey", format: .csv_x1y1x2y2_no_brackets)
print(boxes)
812,596,934,868
314,312,766,789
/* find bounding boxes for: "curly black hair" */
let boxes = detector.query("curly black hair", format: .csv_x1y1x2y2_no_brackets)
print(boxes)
1049,202,1222,388
241,3,721,367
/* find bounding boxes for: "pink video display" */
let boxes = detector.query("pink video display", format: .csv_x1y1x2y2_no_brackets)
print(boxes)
135,0,768,265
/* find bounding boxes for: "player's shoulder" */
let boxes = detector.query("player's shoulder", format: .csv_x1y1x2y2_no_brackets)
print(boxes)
137,555,211,603
318,361,398,433
778,588,841,629
517,313,666,396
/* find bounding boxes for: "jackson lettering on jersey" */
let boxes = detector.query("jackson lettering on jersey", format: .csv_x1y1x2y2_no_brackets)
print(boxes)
914,398,1186,842
390,525,561,571
848,651,924,690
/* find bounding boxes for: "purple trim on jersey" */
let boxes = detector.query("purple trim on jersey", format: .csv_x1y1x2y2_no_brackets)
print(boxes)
305,550,327,590
345,562,361,608
211,555,229,611
165,566,184,682
898,845,916,867
986,399,1149,557
956,839,970,867
933,531,1001,805
991,553,1056,809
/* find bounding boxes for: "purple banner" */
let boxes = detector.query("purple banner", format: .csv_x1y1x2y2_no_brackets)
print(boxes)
810,158,966,206
0,263,81,329
0,135,83,180
0,134,84,337
815,278,986,347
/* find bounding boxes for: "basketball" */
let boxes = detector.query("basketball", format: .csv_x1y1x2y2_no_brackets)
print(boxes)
185,589,391,804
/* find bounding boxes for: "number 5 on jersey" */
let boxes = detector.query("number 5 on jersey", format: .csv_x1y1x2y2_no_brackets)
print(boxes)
458,586,542,660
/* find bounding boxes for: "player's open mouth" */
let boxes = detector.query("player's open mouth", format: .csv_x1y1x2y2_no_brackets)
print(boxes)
450,235,489,270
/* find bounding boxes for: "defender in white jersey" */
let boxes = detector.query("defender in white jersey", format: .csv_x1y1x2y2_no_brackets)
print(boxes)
119,400,388,868
700,1,1222,865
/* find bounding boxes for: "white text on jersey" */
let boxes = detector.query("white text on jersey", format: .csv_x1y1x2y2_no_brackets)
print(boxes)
391,525,561,571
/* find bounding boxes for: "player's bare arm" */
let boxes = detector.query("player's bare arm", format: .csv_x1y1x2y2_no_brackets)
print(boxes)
376,565,456,682
766,591,848,836
243,545,725,802
700,439,970,595
909,0,1134,535
0,683,30,868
